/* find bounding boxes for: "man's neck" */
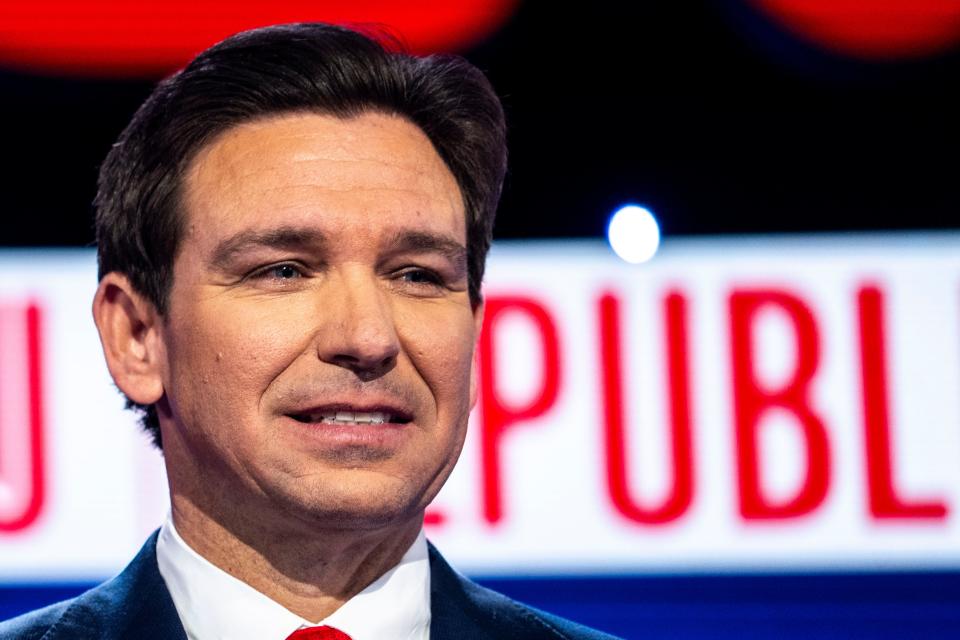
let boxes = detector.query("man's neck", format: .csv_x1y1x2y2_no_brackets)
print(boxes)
169,495,423,621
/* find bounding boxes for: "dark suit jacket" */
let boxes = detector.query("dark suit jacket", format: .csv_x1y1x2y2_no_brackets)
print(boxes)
0,532,619,639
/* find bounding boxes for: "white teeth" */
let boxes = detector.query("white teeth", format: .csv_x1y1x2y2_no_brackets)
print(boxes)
307,411,391,425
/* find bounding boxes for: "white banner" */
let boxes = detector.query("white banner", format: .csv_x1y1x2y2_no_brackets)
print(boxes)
1,235,959,579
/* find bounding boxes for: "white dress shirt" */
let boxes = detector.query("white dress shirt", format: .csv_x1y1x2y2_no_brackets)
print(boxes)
156,515,431,640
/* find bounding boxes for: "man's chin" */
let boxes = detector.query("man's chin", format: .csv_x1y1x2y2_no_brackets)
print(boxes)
270,480,430,534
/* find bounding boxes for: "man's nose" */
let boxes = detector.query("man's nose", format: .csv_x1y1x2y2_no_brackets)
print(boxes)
315,268,400,379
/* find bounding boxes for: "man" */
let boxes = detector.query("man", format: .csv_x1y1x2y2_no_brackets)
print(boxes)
0,23,617,640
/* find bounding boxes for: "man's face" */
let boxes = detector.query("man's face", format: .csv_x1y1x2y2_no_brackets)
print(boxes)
156,111,480,532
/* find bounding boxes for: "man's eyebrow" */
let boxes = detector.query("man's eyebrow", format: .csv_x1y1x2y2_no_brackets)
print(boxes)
388,231,468,273
209,227,328,267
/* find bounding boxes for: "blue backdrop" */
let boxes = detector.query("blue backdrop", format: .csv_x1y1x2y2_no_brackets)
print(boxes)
4,571,960,638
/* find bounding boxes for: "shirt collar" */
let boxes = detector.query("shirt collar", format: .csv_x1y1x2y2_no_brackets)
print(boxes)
156,515,431,640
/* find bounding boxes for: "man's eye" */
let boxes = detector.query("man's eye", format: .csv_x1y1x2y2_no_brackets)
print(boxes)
399,268,443,286
253,263,303,280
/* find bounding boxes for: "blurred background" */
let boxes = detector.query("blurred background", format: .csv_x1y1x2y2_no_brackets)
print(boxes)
1,1,960,638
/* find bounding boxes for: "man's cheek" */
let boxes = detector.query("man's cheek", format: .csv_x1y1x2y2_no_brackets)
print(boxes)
398,303,475,345
207,315,303,365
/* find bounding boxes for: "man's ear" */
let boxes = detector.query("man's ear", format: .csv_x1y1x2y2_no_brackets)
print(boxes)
91,272,165,405
468,299,485,411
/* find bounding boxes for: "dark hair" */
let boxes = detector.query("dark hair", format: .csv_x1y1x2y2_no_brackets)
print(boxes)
94,23,507,448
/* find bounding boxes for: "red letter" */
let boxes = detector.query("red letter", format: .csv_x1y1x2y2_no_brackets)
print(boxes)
599,290,694,524
858,285,947,520
478,296,561,525
730,289,830,519
0,301,46,533
423,510,446,527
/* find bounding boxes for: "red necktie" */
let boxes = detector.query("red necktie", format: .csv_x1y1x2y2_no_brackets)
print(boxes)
285,626,352,640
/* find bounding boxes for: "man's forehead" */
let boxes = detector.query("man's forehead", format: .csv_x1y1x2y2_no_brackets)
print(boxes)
178,110,467,249
185,111,459,194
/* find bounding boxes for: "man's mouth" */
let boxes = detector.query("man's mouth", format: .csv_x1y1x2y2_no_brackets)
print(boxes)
287,410,412,425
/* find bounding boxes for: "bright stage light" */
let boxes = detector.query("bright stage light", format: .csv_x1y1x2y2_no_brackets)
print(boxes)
607,204,660,264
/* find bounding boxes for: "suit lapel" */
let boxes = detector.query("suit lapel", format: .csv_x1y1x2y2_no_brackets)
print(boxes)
45,535,536,640
114,537,189,640
428,542,503,640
